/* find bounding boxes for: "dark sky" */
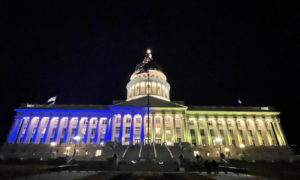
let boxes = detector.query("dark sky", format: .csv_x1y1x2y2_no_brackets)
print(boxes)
0,1,299,146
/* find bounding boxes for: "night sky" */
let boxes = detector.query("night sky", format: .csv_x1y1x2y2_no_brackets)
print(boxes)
0,1,299,146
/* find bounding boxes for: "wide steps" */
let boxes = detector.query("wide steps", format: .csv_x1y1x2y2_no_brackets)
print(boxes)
123,144,141,161
155,144,172,161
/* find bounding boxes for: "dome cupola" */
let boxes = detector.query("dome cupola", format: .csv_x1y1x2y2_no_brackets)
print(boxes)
126,50,171,101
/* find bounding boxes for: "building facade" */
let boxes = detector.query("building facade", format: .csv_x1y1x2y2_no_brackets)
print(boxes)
0,59,291,161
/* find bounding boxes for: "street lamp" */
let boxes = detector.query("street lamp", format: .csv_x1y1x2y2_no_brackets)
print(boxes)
240,144,245,159
50,142,56,152
215,137,222,153
66,146,70,156
73,136,80,157
225,148,230,158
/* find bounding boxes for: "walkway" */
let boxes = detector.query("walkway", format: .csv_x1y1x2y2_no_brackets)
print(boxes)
200,171,274,180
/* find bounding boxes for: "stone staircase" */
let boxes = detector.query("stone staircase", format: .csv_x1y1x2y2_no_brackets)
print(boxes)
123,144,141,161
155,144,172,161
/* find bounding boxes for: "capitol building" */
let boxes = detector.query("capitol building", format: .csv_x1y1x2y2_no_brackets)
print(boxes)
0,56,293,162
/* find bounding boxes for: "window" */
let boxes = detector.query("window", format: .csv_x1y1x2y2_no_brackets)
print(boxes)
249,130,253,137
136,118,141,123
35,119,39,125
210,130,214,136
125,127,130,134
175,118,181,124
239,130,243,137
202,140,206,146
228,121,231,126
262,140,265,146
100,139,104,144
269,130,272,135
52,128,56,135
32,128,36,134
44,119,49,125
166,138,171,145
29,138,33,143
125,138,130,143
55,119,58,124
114,137,118,142
252,140,255,146
59,138,63,145
242,139,245,144
229,130,234,136
190,129,195,136
220,130,224,137
147,85,150,94
90,139,94,144
74,119,78,125
259,130,262,136
101,128,106,135
146,118,150,124
22,129,26,135
199,120,203,126
116,118,121,123
126,118,131,123
135,127,140,134
222,139,226,145
71,128,76,135
145,127,150,134
155,118,160,123
165,118,170,124
208,121,213,126
91,128,96,135
93,119,96,125
156,127,161,134
200,129,205,136
189,120,194,126
232,140,236,146
62,128,66,136
192,139,196,145
177,138,181,142
24,119,29,124
115,127,120,134
166,127,171,134
206,151,210,157
237,121,241,127
64,119,67,125
95,150,102,156
218,122,222,126
102,120,107,125
176,128,181,134
82,128,86,135
137,86,140,95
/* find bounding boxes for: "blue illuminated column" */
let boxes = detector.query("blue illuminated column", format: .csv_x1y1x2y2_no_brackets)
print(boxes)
140,113,145,143
109,113,115,142
118,114,124,143
42,116,53,144
22,116,35,144
84,116,92,144
32,116,44,143
104,116,110,143
129,113,135,144
73,117,83,144
63,115,73,144
8,116,22,143
53,116,64,143
94,115,101,145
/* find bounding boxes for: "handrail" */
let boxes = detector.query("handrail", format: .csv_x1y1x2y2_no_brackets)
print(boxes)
122,144,130,158
139,143,143,158
164,143,173,158
153,143,157,158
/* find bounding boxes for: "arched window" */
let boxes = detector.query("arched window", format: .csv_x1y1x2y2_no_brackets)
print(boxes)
157,87,160,95
137,86,140,95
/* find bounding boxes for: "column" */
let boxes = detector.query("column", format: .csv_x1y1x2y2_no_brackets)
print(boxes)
276,120,287,145
186,115,191,143
130,113,135,144
93,115,101,145
84,116,92,144
162,113,166,143
140,113,146,144
172,113,177,143
32,115,44,143
63,115,73,144
262,118,273,146
182,114,187,142
42,116,54,144
224,118,232,145
151,112,155,142
118,114,124,143
22,116,35,144
272,117,284,146
8,116,23,143
73,116,83,143
233,117,242,145
104,115,111,143
253,117,263,145
204,116,212,145
195,116,202,145
109,113,115,141
53,116,64,143
242,118,253,146
215,116,221,138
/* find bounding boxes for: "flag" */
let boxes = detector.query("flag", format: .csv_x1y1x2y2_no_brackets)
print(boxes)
135,51,152,74
47,96,56,103
238,99,242,104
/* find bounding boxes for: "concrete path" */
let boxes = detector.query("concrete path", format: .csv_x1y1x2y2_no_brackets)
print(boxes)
200,171,274,180
13,171,97,180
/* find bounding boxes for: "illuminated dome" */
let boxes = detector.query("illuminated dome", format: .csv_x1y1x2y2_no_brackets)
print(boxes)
127,58,170,101
134,60,163,73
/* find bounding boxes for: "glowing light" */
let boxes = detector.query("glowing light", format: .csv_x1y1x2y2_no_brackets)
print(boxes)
240,144,245,148
131,160,136,164
66,146,71,150
159,162,164,164
225,148,229,152
74,136,80,141
50,142,56,146
215,138,222,142
147,49,151,54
